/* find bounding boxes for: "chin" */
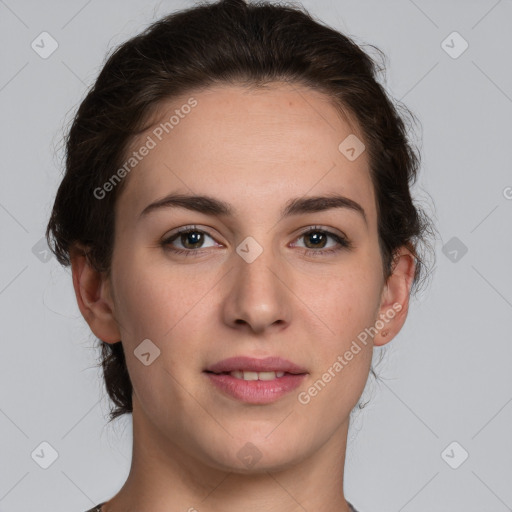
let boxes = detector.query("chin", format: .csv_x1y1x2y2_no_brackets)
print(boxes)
195,428,310,474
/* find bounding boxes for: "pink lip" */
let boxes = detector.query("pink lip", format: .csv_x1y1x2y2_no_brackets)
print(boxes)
204,356,308,404
204,356,308,374
204,372,307,404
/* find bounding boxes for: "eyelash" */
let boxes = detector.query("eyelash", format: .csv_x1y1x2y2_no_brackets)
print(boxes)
161,225,353,258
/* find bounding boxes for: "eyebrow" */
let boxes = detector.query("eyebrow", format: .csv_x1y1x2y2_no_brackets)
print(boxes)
139,193,367,226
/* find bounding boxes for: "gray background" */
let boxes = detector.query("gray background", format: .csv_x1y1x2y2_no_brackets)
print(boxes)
1,0,511,511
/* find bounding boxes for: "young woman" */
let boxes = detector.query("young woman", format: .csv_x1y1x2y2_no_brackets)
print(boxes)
46,0,435,510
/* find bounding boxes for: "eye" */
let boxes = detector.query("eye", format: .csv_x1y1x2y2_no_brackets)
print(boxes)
292,226,352,256
161,225,353,258
161,225,219,257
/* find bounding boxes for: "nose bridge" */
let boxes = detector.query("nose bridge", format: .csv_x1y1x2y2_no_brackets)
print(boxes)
236,238,276,289
224,234,290,332
235,235,282,300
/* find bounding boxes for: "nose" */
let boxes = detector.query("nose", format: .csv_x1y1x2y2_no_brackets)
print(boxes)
221,242,291,335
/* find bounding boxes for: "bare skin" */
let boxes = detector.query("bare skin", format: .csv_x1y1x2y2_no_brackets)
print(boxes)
71,82,415,512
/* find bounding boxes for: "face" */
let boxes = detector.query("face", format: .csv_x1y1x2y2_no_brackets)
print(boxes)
99,82,397,472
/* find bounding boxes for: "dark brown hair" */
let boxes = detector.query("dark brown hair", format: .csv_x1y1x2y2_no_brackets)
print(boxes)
46,0,437,423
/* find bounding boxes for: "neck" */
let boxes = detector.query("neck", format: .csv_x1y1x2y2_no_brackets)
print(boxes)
103,396,353,512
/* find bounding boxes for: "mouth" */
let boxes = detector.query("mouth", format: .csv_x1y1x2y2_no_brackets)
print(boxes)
203,356,308,404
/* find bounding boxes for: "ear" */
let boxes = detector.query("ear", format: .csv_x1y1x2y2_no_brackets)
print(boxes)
69,244,121,343
373,245,416,347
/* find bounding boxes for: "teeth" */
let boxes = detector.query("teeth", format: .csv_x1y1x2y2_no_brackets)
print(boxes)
229,370,286,380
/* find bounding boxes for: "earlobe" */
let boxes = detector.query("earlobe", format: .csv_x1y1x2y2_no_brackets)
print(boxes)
374,246,416,347
70,245,121,343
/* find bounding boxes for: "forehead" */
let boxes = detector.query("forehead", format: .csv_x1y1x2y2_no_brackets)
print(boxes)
116,82,376,226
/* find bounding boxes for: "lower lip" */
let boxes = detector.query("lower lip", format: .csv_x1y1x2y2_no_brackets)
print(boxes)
204,372,307,404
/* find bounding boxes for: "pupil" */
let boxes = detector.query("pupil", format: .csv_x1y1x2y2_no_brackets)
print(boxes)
306,232,325,248
183,232,203,248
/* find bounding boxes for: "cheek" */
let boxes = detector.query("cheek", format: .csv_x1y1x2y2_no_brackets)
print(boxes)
293,270,378,420
110,255,206,419
112,270,169,342
303,257,383,346
111,248,207,341
294,253,382,408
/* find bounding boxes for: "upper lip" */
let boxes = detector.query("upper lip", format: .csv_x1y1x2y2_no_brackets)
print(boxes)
205,356,308,374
